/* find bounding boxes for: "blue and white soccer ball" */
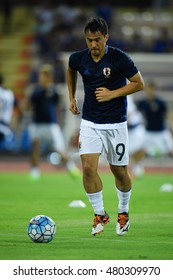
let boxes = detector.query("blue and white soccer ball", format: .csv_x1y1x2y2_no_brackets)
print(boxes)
28,215,56,243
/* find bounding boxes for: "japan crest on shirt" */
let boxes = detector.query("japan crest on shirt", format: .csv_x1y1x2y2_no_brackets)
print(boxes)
103,67,111,78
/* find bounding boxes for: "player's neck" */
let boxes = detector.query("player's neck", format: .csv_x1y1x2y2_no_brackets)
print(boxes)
91,45,107,62
91,50,105,62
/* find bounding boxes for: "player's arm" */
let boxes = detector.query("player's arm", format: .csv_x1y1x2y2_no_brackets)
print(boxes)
95,71,145,102
18,85,36,116
66,66,80,115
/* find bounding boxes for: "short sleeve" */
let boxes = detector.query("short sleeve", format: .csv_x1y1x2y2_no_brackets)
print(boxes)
117,50,138,79
68,53,78,71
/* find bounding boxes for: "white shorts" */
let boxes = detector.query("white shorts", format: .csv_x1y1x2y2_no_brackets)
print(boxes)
79,122,129,166
0,123,14,141
28,123,66,153
128,124,146,155
144,129,173,156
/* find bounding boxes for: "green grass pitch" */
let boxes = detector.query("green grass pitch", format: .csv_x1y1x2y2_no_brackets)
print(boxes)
0,171,173,260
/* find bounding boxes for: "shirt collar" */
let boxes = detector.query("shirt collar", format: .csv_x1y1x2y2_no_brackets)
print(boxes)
105,45,108,54
88,45,108,55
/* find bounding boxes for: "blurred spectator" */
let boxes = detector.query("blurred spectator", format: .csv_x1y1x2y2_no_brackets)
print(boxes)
31,2,173,55
130,32,150,53
32,3,87,58
33,1,55,34
137,81,173,157
152,0,171,11
152,28,172,53
95,1,113,28
22,64,80,179
0,0,14,34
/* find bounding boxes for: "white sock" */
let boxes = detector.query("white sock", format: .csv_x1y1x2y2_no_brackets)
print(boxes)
30,167,40,177
86,191,105,216
116,187,131,213
66,160,77,171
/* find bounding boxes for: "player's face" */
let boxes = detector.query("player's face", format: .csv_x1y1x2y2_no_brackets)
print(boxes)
39,72,52,87
85,31,109,60
39,72,47,86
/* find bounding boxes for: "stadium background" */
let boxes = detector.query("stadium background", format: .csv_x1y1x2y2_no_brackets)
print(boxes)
0,0,173,171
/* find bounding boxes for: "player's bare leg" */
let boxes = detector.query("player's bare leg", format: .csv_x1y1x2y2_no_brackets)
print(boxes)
57,151,81,179
81,153,102,193
81,154,109,235
30,139,41,179
110,165,131,235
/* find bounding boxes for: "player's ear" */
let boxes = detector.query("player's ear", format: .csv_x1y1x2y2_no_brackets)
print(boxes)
105,34,109,42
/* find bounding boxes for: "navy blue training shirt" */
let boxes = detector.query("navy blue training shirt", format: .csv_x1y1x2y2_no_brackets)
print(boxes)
137,98,167,131
30,85,59,124
69,46,138,124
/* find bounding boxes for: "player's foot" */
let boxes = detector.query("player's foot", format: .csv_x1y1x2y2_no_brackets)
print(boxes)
68,167,82,179
29,167,40,180
116,212,129,236
131,165,145,179
92,212,110,236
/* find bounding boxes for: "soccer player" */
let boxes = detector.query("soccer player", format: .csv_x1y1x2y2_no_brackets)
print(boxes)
66,17,145,236
0,74,16,148
137,81,173,157
127,95,146,178
26,64,80,179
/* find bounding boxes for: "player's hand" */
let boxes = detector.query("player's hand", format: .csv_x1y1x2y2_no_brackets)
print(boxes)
95,87,112,102
69,99,80,115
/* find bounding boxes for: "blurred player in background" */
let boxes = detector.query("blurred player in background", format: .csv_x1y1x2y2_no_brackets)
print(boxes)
137,81,173,157
0,73,16,150
67,17,145,236
24,64,80,179
127,95,146,178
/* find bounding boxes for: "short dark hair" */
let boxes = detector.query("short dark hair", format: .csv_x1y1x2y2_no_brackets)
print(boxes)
84,17,108,36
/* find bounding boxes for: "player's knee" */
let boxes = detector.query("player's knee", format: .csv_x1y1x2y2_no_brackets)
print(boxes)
110,165,128,180
82,162,97,178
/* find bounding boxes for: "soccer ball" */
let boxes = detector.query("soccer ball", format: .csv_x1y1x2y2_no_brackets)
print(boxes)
28,215,56,243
